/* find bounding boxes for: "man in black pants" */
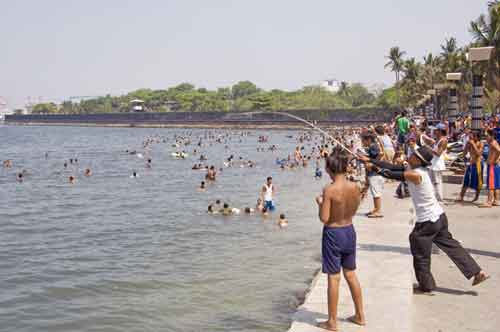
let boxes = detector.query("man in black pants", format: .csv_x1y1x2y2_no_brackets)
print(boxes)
358,146,489,293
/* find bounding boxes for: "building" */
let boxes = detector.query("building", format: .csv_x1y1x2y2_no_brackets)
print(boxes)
0,97,11,120
320,79,340,93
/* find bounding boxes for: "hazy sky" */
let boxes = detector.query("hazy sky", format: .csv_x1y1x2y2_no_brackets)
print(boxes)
0,0,488,108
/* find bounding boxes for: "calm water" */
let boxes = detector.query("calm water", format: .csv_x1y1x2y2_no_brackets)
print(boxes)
0,125,326,332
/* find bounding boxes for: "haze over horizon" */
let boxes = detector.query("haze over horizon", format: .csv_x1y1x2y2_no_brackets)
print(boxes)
0,0,487,109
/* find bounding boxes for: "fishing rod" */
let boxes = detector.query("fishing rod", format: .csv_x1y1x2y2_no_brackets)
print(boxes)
238,111,358,157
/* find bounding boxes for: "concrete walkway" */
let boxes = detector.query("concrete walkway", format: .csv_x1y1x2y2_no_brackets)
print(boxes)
288,182,499,332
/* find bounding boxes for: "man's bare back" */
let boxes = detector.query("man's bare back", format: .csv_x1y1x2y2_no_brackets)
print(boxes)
487,140,500,165
320,176,361,227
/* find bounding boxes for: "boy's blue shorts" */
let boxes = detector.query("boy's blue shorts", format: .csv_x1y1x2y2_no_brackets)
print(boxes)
264,200,275,211
322,224,357,274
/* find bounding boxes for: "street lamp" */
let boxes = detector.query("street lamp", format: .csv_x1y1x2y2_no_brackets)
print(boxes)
446,73,462,132
427,90,436,120
434,83,448,120
468,46,494,130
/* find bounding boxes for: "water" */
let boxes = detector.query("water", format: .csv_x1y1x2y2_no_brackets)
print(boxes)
0,125,326,332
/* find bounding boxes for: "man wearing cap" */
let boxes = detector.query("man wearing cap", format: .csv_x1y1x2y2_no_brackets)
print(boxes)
357,146,489,293
420,123,448,202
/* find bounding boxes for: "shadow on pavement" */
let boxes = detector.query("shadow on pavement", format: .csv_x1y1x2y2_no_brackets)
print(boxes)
432,287,478,296
358,243,500,259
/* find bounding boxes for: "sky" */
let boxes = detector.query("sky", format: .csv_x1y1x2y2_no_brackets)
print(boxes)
0,0,488,109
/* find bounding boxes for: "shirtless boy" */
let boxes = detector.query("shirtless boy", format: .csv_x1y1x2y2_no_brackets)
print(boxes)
457,130,483,202
481,129,500,207
315,145,366,331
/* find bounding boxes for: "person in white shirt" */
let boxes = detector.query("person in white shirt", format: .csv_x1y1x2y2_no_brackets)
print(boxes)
420,124,448,202
358,146,489,293
261,176,276,212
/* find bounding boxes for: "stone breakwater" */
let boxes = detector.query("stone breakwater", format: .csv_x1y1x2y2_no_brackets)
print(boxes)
5,108,396,128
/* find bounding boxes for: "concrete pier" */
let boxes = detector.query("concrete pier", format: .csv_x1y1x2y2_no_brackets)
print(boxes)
288,182,499,332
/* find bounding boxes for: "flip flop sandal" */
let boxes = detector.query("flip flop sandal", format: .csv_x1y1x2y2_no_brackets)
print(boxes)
367,213,384,218
472,274,490,286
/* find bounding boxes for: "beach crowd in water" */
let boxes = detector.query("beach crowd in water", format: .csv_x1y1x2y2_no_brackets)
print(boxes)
2,112,498,330
3,113,500,216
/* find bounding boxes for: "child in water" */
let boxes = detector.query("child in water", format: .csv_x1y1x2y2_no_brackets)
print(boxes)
315,167,323,179
278,213,288,227
256,198,264,212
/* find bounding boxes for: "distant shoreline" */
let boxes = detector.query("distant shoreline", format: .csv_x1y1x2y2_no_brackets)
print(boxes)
3,121,375,130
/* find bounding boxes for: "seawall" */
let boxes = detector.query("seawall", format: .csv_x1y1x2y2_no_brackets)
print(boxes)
4,108,396,128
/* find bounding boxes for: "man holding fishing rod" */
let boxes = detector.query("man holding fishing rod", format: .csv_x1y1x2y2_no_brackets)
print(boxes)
356,146,489,293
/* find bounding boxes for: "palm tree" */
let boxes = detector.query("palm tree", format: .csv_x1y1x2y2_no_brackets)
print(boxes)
440,37,462,73
401,58,423,106
385,46,406,106
470,2,500,92
422,53,440,88
337,81,350,97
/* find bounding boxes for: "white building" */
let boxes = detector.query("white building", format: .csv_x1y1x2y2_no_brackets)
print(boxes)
0,97,11,119
320,79,340,93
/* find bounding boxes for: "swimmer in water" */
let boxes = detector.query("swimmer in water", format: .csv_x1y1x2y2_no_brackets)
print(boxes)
256,198,264,212
278,213,288,227
222,203,232,216
63,162,68,168
84,168,92,177
315,167,323,179
206,166,216,181
261,206,269,218
244,207,254,214
16,172,23,182
146,158,152,168
198,181,206,192
69,175,76,184
207,204,217,214
131,171,139,178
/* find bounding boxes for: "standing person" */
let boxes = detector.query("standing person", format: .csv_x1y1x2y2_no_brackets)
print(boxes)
206,166,217,181
457,131,483,203
316,146,366,331
261,176,276,212
375,125,395,162
358,147,489,293
480,129,500,208
396,111,410,149
361,133,384,218
421,124,448,202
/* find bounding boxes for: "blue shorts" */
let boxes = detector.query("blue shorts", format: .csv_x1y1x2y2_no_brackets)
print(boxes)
463,162,483,190
264,200,275,211
398,133,407,145
322,224,356,274
487,164,500,190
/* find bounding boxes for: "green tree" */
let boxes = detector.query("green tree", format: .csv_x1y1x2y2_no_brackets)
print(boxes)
385,46,406,106
32,103,58,114
232,81,259,99
337,81,350,97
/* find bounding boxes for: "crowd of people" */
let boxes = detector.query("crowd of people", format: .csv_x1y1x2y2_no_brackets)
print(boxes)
3,112,498,331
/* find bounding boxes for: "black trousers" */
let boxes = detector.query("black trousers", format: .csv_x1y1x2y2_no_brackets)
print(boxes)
409,213,481,291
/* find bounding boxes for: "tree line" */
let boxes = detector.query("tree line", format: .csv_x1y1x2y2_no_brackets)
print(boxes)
29,80,388,115
384,1,500,114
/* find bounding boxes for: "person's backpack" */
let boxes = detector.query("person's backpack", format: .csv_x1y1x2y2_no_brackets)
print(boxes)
396,182,410,199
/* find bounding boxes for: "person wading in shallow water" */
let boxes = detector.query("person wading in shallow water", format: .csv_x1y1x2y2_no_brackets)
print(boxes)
316,146,366,331
358,146,489,294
